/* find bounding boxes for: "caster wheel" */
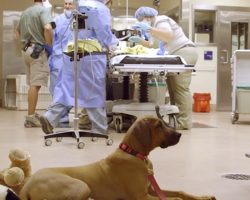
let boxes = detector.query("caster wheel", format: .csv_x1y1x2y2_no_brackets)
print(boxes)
56,137,62,142
168,114,177,129
106,139,113,146
45,139,52,146
77,142,85,149
91,137,98,142
114,116,123,133
231,113,239,124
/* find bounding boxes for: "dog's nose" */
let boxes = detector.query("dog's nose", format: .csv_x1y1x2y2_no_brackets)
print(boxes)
176,132,182,138
171,131,181,140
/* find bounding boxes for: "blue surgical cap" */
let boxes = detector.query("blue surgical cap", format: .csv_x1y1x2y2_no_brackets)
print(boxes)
135,7,158,21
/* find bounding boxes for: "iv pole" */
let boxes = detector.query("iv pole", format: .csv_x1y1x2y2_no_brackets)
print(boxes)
73,0,80,136
44,0,113,149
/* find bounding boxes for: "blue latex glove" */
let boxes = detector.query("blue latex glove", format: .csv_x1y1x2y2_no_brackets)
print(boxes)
157,41,166,55
143,31,149,40
134,22,152,32
128,36,142,43
43,44,52,57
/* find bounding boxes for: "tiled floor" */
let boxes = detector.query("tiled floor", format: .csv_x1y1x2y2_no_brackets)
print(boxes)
0,108,250,199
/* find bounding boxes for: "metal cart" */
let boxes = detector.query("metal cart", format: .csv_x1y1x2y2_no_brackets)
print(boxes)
231,50,250,124
110,55,195,132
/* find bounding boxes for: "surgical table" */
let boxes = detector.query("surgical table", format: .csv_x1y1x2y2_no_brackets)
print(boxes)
110,54,195,132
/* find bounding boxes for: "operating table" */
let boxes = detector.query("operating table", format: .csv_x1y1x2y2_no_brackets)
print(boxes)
110,54,195,132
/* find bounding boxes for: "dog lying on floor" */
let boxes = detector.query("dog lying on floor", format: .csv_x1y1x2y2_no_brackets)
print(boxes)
20,117,216,200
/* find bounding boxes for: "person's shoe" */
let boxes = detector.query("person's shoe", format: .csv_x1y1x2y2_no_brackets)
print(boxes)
39,115,53,134
78,114,92,130
176,123,190,130
24,113,41,128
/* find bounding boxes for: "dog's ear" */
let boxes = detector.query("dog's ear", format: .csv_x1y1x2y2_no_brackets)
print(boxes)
132,118,152,148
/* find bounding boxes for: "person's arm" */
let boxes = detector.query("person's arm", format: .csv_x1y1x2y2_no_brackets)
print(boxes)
40,8,53,47
15,21,21,41
15,30,21,41
139,39,151,48
133,21,173,46
44,23,53,47
149,27,173,43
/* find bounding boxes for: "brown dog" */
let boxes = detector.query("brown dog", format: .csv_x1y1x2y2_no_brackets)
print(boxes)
20,117,216,200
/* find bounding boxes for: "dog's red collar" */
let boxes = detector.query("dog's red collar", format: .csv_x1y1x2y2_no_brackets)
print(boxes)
119,143,147,161
119,143,167,200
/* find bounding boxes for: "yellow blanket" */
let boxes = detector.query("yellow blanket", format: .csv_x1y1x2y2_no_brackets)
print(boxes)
121,45,149,55
67,39,102,53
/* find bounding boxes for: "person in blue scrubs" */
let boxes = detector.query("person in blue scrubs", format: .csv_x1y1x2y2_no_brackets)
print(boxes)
39,0,118,134
48,0,74,125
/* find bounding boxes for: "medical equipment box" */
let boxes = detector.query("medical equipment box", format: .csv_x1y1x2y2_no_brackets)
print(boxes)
4,74,52,110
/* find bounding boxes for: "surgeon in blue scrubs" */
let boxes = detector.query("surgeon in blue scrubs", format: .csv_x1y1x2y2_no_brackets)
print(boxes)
49,0,74,96
48,0,74,125
39,0,118,134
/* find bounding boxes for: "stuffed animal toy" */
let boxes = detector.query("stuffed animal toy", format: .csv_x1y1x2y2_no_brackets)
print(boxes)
0,149,31,195
0,185,20,200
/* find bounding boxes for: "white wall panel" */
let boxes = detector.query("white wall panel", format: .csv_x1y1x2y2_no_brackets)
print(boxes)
191,0,250,7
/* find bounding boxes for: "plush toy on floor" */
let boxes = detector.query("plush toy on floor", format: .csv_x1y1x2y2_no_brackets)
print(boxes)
0,185,20,200
0,149,31,196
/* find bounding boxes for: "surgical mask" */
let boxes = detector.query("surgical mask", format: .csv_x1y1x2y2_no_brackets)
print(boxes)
64,9,73,19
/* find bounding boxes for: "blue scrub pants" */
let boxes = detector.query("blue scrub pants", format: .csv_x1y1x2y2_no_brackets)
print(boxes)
49,68,59,96
49,69,69,124
44,102,108,134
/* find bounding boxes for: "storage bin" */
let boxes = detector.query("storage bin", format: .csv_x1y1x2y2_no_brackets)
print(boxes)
4,74,52,110
193,93,211,112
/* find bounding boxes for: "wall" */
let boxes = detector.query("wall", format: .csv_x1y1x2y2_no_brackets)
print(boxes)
190,45,217,105
0,0,31,106
188,0,250,108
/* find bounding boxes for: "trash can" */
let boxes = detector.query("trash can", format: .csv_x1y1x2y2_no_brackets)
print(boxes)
193,93,211,112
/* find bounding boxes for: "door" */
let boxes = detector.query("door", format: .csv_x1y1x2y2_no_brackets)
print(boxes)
216,8,250,111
